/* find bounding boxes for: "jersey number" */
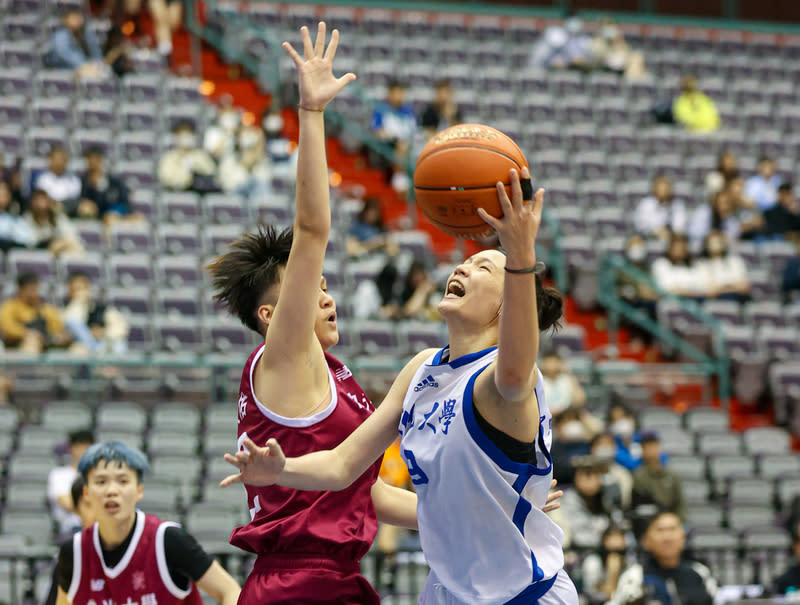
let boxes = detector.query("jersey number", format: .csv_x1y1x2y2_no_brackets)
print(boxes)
403,449,429,485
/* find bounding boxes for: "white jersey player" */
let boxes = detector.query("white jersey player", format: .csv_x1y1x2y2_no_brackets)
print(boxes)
222,168,579,604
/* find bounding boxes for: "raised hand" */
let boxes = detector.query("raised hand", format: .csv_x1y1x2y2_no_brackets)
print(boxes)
220,438,286,488
282,22,356,112
477,166,544,267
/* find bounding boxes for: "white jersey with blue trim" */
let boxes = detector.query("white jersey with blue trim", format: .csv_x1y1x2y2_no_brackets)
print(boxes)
399,346,565,605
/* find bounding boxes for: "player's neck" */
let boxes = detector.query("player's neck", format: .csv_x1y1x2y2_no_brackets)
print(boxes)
446,328,497,362
98,512,137,550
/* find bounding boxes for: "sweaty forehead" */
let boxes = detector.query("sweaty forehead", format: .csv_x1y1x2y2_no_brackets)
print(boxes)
467,250,506,266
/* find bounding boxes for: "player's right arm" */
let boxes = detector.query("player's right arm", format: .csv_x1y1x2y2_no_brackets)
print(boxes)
261,22,355,366
56,587,70,605
222,349,434,491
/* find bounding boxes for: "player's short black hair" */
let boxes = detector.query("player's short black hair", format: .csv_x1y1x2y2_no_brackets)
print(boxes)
206,224,293,336
69,429,95,446
70,475,86,510
17,272,39,288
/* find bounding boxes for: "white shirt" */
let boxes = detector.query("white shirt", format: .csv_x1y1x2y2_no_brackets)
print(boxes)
633,196,688,236
35,170,82,204
47,465,81,539
696,255,748,291
651,258,707,296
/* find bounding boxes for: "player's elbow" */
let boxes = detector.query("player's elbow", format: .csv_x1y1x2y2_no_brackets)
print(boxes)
494,369,536,402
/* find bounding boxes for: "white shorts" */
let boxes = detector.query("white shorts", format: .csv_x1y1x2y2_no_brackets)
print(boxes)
419,568,579,605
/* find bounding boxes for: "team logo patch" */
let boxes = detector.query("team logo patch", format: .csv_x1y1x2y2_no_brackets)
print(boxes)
414,374,439,392
91,579,105,591
132,571,146,591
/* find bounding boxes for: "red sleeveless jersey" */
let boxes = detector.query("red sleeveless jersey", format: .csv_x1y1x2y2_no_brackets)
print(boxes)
230,344,382,564
68,511,203,605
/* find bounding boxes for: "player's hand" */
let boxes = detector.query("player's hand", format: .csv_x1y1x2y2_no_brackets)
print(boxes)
220,438,286,488
542,479,563,513
282,22,356,112
477,166,544,268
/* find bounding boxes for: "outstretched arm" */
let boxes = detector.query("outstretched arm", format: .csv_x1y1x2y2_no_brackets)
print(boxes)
371,479,418,530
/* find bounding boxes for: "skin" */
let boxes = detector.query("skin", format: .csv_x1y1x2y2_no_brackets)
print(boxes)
641,513,686,569
49,150,69,177
640,440,662,469
56,461,240,605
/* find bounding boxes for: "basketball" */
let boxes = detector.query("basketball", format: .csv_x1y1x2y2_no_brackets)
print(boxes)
413,124,529,239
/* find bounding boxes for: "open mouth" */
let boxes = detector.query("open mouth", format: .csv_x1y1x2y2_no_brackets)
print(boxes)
327,312,337,323
104,501,121,514
445,280,466,298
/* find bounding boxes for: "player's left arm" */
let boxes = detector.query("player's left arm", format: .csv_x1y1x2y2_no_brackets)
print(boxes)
56,587,71,605
195,561,241,605
371,478,418,530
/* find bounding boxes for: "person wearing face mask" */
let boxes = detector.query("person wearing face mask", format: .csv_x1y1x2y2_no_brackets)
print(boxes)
696,230,750,303
204,106,240,163
551,407,602,486
217,126,274,198
618,235,659,350
608,402,667,471
651,232,706,299
79,147,142,224
581,525,630,604
158,121,218,192
540,352,587,415
688,189,742,254
633,177,687,243
631,433,686,521
590,433,632,509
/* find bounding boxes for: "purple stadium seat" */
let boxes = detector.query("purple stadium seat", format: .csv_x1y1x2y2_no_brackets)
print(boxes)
155,317,206,353
356,320,400,355
109,253,154,287
115,160,157,190
203,224,244,255
60,252,106,283
757,326,800,361
252,198,292,226
74,99,116,129
703,300,741,326
129,189,157,220
587,207,628,238
548,206,585,237
72,128,112,157
609,153,648,181
7,249,55,281
572,152,608,181
392,230,433,260
119,102,159,132
26,126,68,157
560,234,596,268
4,14,40,40
157,255,202,288
402,321,445,354
163,103,204,132
536,150,570,179
122,74,162,103
166,78,204,104
117,132,158,162
578,180,616,207
204,317,255,352
548,324,586,356
80,75,119,100
110,222,152,254
744,301,786,329
0,95,26,126
161,191,202,224
107,285,152,316
158,290,201,317
0,67,33,97
157,224,201,256
204,193,249,225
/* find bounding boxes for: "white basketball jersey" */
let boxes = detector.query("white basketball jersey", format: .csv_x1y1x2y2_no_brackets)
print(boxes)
399,346,565,605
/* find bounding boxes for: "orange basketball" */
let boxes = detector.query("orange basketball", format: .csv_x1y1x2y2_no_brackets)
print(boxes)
413,124,529,239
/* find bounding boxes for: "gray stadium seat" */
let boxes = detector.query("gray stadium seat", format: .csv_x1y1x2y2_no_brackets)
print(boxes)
743,427,791,455
685,408,729,433
96,401,147,432
39,400,93,430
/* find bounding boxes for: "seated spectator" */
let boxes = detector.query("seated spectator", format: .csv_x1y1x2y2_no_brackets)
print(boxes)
420,79,462,137
23,189,84,257
771,521,800,596
581,525,630,604
591,433,633,510
591,20,647,81
0,152,24,213
101,24,134,77
345,197,398,258
696,231,750,303
631,433,686,521
529,16,593,70
370,79,418,193
608,402,667,471
0,273,72,354
782,250,800,303
633,176,687,242
63,271,129,354
0,180,35,252
612,511,716,605
80,146,141,223
47,429,95,544
35,145,82,215
688,190,741,254
672,74,720,133
651,233,706,298
551,407,602,485
46,8,106,79
763,183,800,239
204,104,240,163
158,121,218,192
149,0,183,61
218,126,273,199
391,259,440,321
552,456,619,550
725,176,764,243
617,235,659,349
744,155,781,211
704,150,739,200
540,352,587,415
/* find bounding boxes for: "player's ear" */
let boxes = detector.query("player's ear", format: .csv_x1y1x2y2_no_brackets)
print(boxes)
136,483,143,502
256,304,275,328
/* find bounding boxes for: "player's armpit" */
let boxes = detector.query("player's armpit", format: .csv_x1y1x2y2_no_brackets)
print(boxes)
371,478,418,530
56,587,71,605
195,560,241,605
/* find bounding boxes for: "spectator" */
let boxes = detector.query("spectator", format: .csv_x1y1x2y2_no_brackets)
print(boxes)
617,235,659,350
149,0,183,61
771,521,800,596
391,259,441,321
672,75,720,133
725,176,765,242
0,273,72,354
218,126,273,199
633,176,688,242
704,150,739,200
158,120,218,192
370,79,417,193
0,152,24,213
35,145,82,214
345,197,398,258
591,433,633,510
47,429,95,543
783,251,800,303
551,407,602,485
744,155,782,211
608,402,667,471
591,20,647,81
63,271,129,354
101,24,134,77
552,456,619,550
80,146,141,223
763,183,800,239
0,371,13,406
204,105,241,163
581,525,630,604
46,8,106,79
612,511,716,605
651,233,706,298
688,190,742,253
23,189,84,257
529,16,593,71
0,180,35,252
631,433,686,521
540,352,587,415
420,79,462,136
696,231,750,303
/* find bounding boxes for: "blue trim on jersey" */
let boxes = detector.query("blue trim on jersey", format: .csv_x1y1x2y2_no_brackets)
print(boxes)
463,364,552,476
504,571,557,604
510,475,546,585
431,345,498,369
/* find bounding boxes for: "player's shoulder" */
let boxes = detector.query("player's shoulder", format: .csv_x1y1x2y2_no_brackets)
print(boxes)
406,348,439,371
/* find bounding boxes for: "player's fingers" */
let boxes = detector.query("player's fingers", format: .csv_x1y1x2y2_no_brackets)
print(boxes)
542,502,561,513
234,450,250,464
508,168,523,211
220,473,243,488
243,438,262,455
223,453,244,468
476,207,500,229
301,25,313,59
531,188,545,221
282,41,303,66
314,22,326,57
550,478,558,489
495,180,513,215
324,27,339,61
336,73,357,88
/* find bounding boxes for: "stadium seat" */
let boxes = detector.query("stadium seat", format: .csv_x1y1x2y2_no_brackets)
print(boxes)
685,407,729,433
96,401,147,432
696,432,742,456
743,427,791,455
40,400,93,430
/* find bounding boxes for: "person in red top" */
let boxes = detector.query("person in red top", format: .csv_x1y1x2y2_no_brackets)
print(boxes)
205,23,420,605
55,441,240,605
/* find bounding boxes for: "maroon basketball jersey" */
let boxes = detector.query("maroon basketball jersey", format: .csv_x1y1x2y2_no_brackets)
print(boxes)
68,511,203,605
230,345,382,564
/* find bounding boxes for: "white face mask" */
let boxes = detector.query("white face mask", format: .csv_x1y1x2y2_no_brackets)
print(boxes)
263,114,284,134
176,133,195,149
627,245,646,262
219,111,239,133
561,421,585,441
611,418,635,439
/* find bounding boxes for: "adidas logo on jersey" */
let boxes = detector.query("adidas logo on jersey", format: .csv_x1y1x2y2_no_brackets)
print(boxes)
414,375,439,392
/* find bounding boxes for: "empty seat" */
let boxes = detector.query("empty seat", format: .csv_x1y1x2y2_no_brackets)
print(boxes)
696,432,742,456
639,407,683,431
40,400,93,430
157,255,202,288
150,455,202,483
685,407,729,433
147,428,199,457
757,326,800,361
110,223,153,254
759,455,800,480
154,317,206,353
151,402,202,434
728,478,774,507
728,505,774,532
743,426,791,455
97,401,147,432
204,317,255,353
686,504,722,529
668,454,705,480
158,290,202,317
107,285,152,316
109,253,154,287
